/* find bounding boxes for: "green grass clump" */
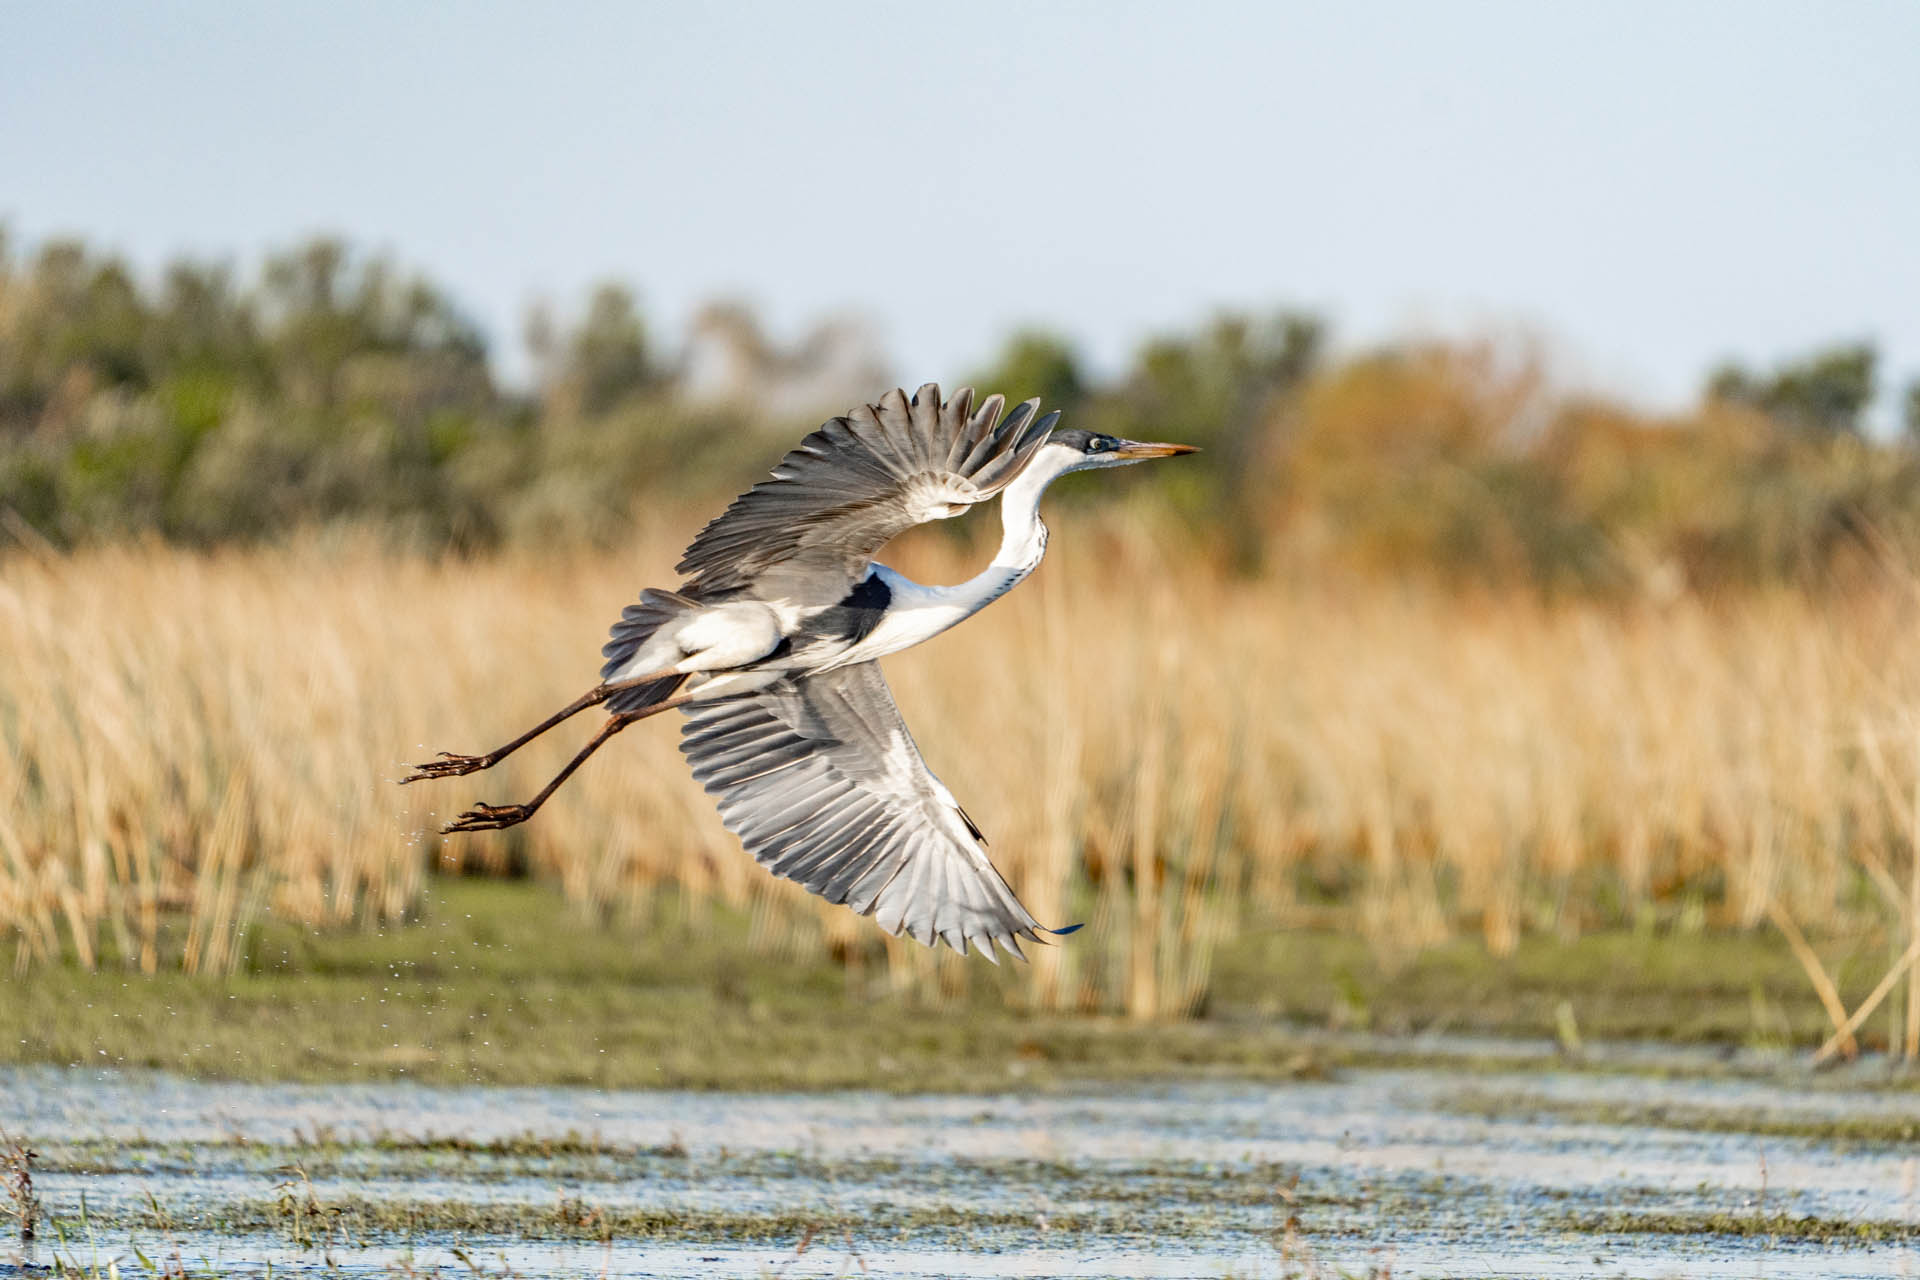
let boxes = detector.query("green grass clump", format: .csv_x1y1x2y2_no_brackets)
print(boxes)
0,879,1870,1090
1442,1091,1920,1145
1557,1209,1920,1244
138,1196,1147,1244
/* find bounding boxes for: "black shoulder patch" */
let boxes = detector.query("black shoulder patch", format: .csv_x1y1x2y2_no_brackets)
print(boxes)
819,573,892,646
836,574,892,612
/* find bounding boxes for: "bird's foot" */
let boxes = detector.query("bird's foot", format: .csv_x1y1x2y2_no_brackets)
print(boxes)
440,802,532,834
401,752,494,784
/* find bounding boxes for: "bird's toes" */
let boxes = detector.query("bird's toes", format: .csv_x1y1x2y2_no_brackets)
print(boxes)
401,753,487,784
439,802,527,834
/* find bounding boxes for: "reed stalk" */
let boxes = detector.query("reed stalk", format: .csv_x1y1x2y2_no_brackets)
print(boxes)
0,526,1914,1026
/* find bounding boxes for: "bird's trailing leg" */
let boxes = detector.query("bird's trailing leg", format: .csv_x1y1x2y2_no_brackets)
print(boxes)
438,693,694,834
400,670,680,784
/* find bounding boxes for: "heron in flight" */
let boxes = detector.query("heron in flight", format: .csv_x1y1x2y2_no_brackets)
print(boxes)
404,384,1195,959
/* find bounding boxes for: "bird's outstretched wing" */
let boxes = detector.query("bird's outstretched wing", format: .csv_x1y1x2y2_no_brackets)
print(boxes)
676,384,1057,604
679,661,1050,959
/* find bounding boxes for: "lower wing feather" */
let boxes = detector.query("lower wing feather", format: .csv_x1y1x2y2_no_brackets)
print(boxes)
678,662,1048,959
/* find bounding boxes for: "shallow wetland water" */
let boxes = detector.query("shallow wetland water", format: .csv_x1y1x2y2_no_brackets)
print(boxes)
6,1059,1920,1278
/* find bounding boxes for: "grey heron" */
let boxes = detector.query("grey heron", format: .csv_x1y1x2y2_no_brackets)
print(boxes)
403,384,1196,959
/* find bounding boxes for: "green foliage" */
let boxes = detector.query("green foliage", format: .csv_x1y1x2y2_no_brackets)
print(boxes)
4,230,1920,592
969,328,1087,415
1098,310,1323,454
530,282,657,416
0,879,1871,1087
1062,310,1325,570
1708,341,1877,435
0,236,712,550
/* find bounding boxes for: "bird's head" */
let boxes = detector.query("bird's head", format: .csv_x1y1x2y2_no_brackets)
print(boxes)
1041,427,1199,474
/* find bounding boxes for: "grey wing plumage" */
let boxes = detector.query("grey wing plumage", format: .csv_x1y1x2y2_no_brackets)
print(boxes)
680,661,1049,959
676,384,1058,603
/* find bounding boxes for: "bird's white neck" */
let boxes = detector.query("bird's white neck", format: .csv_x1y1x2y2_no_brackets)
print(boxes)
846,450,1072,662
965,459,1055,603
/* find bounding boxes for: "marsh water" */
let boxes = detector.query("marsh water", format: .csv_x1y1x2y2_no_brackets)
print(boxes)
5,1059,1920,1278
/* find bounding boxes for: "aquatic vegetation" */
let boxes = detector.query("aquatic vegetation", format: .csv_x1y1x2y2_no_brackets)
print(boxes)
17,1065,1920,1277
1441,1090,1920,1147
1556,1209,1920,1244
8,879,1909,1090
2,1128,41,1241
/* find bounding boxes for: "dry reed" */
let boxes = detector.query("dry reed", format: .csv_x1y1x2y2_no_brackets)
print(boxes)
3,515,1919,1026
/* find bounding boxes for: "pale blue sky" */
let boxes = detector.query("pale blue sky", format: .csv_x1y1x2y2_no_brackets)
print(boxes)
4,2,1916,419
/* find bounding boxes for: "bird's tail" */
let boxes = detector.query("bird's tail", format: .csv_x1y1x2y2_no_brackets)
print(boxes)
600,588,699,714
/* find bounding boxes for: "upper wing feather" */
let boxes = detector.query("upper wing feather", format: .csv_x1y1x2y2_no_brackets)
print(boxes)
676,384,1058,603
679,661,1048,959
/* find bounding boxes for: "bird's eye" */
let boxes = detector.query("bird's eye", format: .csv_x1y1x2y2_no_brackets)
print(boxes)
1090,436,1115,452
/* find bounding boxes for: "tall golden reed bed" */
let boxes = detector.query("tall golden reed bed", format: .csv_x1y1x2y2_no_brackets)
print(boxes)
4,513,1918,1017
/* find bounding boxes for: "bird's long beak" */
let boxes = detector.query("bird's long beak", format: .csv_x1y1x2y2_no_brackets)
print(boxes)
1113,440,1199,459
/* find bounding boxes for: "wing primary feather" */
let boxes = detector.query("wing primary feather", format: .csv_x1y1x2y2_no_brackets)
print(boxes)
872,387,925,467
938,386,976,440
949,394,1007,468
908,383,944,451
782,807,888,882
728,777,853,835
972,404,1054,491
843,846,911,916
694,732,807,777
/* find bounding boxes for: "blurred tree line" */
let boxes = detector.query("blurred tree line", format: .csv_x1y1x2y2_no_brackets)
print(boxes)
0,233,750,549
976,319,1920,593
6,228,1920,593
